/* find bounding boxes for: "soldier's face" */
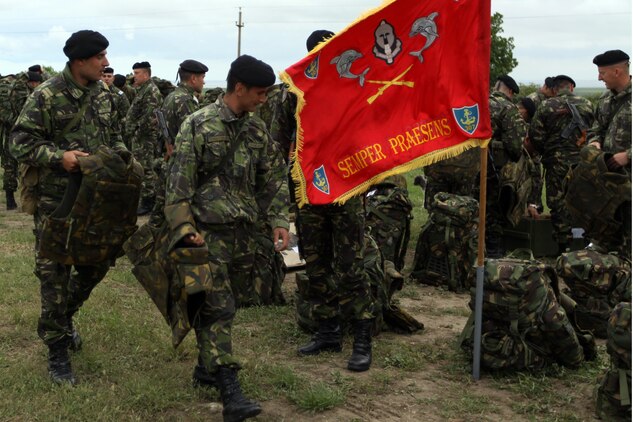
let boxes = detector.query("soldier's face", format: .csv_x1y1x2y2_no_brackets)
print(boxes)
78,50,109,83
597,65,618,90
133,69,149,86
191,73,206,94
101,73,114,86
239,84,268,113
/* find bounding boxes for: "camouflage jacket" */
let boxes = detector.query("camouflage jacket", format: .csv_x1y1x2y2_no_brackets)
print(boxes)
164,95,289,241
199,87,225,108
110,85,130,127
489,91,526,167
10,64,126,202
529,89,595,166
0,75,16,127
527,90,547,109
587,82,632,161
162,83,200,140
124,79,162,151
255,83,296,161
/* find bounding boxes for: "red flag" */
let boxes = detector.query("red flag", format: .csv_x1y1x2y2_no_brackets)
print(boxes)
281,0,492,206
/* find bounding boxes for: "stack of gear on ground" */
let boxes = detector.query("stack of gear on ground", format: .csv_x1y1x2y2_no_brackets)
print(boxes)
295,233,423,335
565,146,631,256
410,192,478,292
595,302,632,421
556,249,632,338
460,249,596,371
365,174,413,272
39,146,142,265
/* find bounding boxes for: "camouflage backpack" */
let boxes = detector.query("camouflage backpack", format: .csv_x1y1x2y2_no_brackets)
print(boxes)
460,250,593,371
294,233,423,335
556,249,632,338
595,302,632,421
365,174,413,271
0,75,16,126
410,192,478,291
565,146,632,246
200,87,225,107
39,146,142,265
151,76,176,98
498,148,533,227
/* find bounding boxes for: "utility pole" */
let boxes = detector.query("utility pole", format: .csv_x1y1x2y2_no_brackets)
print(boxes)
236,7,244,57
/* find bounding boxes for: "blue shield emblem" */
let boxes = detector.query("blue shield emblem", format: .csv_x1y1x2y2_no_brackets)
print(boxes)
312,165,330,195
452,104,480,135
304,56,320,79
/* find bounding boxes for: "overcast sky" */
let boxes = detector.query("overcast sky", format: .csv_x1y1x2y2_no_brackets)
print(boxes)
0,0,630,88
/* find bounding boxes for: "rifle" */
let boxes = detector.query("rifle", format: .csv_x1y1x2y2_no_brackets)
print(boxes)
154,109,174,160
561,99,589,147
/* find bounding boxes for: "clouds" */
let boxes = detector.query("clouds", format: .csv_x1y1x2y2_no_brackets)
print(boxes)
0,0,630,88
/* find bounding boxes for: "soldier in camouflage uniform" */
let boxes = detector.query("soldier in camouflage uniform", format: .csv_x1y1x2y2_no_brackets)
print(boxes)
256,82,297,161
101,67,130,132
10,30,128,385
296,30,376,373
199,87,225,108
113,73,135,103
518,96,544,218
485,75,527,257
586,50,632,256
125,61,163,215
0,73,18,209
527,76,555,109
422,148,480,210
529,75,595,253
164,55,288,422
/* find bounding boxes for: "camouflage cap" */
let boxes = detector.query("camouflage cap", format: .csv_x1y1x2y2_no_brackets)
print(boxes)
63,30,109,60
593,50,630,67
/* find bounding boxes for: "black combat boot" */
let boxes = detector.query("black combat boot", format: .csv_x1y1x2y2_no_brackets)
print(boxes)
48,339,76,385
297,317,342,356
192,356,217,389
217,366,262,422
5,190,17,210
347,319,373,372
68,320,82,352
136,197,153,216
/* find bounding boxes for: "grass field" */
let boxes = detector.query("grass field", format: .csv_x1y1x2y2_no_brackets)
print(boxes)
0,169,609,421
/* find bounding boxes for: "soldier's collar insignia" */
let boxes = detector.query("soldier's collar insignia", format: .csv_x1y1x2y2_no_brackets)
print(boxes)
312,165,330,195
452,104,479,135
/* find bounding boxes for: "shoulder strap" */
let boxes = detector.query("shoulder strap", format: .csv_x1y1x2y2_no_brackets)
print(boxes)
55,95,90,143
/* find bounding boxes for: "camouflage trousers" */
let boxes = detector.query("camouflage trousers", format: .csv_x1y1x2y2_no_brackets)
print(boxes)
132,141,158,202
296,197,375,322
1,126,18,192
528,156,544,210
34,209,110,345
544,162,573,244
193,222,257,373
247,221,286,307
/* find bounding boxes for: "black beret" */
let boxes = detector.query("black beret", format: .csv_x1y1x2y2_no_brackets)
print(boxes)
229,55,275,87
63,30,109,60
496,74,519,94
113,74,126,88
28,64,42,73
132,61,151,70
544,76,555,89
103,67,114,74
27,71,42,82
306,30,335,52
553,74,576,88
179,59,208,74
593,49,630,66
519,97,536,120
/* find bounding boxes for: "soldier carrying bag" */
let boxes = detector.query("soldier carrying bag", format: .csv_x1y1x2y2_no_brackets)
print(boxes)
39,145,142,265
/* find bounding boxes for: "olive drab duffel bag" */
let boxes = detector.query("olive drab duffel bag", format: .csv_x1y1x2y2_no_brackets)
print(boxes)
565,146,631,245
39,146,142,265
556,249,632,338
410,192,478,292
595,302,632,421
460,250,594,372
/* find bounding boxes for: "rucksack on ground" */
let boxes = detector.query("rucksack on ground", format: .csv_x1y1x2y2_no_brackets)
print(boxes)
460,250,594,372
595,302,632,421
556,249,632,338
410,192,478,291
295,233,423,335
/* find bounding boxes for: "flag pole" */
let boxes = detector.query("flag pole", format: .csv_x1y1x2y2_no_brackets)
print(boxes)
472,144,488,380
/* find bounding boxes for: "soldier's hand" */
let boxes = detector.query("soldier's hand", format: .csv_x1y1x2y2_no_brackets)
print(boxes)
527,204,540,219
273,227,289,251
183,232,205,246
607,151,629,170
62,150,89,172
588,141,601,150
